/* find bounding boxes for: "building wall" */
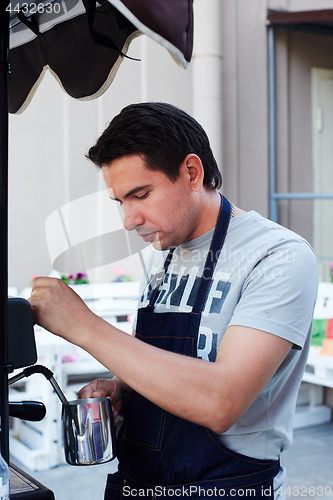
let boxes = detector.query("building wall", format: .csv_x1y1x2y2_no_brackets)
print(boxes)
274,29,333,244
221,0,333,233
221,0,269,215
8,36,193,291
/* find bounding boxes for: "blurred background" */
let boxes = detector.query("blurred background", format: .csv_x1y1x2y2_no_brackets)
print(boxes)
6,0,333,498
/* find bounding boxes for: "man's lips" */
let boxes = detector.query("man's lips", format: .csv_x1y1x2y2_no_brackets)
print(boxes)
138,231,158,242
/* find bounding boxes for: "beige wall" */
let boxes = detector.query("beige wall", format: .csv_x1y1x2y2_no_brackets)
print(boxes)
8,36,193,291
221,0,269,215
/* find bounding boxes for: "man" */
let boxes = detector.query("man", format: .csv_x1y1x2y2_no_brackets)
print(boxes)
29,103,318,500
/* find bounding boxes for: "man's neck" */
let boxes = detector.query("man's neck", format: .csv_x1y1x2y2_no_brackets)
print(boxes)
187,190,222,241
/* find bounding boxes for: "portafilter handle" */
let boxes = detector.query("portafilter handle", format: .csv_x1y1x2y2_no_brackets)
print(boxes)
9,401,46,421
8,364,69,405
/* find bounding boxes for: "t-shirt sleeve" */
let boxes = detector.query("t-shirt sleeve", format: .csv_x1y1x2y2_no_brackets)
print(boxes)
228,239,318,349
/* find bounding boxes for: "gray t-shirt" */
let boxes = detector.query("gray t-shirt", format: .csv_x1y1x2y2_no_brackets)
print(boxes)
133,211,318,492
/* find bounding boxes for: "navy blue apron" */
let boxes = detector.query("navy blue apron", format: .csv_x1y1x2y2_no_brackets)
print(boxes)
105,195,280,500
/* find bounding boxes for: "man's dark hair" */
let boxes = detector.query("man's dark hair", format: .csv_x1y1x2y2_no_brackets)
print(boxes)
86,102,222,190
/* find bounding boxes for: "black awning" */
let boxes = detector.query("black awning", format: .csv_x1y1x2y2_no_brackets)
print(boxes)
267,9,333,35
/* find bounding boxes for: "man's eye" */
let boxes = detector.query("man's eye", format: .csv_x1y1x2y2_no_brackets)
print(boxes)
137,192,148,200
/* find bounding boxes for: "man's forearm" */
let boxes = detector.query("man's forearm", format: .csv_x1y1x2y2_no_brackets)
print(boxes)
77,313,226,430
77,315,291,434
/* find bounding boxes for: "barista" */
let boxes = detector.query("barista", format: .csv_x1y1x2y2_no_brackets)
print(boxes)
29,103,318,499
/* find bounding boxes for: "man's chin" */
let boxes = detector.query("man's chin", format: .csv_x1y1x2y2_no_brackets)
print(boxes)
151,239,177,252
150,239,163,251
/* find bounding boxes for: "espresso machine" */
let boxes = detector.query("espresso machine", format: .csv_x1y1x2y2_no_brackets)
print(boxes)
6,297,55,499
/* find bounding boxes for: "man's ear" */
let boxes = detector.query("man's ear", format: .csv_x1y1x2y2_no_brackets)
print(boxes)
182,154,204,192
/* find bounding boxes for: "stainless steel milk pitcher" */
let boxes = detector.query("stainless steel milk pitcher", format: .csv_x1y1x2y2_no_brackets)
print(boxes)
62,397,116,466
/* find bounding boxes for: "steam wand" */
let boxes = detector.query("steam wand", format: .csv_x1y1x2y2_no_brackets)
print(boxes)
9,364,69,405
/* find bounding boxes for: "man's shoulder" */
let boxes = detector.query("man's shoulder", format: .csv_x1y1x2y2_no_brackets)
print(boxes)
230,211,316,253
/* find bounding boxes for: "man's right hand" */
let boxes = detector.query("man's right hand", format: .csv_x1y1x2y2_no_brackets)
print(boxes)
78,377,128,425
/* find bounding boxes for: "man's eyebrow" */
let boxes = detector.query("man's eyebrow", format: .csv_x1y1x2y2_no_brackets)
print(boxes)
109,185,151,202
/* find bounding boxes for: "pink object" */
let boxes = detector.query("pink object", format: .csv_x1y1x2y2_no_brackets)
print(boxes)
326,319,333,338
62,353,79,363
114,267,126,277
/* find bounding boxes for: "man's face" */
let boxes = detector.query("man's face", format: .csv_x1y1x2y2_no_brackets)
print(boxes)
102,155,200,251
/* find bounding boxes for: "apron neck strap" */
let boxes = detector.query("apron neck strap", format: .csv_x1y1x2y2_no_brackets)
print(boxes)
147,248,174,308
191,194,231,314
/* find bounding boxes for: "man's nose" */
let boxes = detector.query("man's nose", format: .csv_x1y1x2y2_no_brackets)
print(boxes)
123,205,144,231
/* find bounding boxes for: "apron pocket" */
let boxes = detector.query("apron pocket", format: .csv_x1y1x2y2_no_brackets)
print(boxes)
122,391,166,450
